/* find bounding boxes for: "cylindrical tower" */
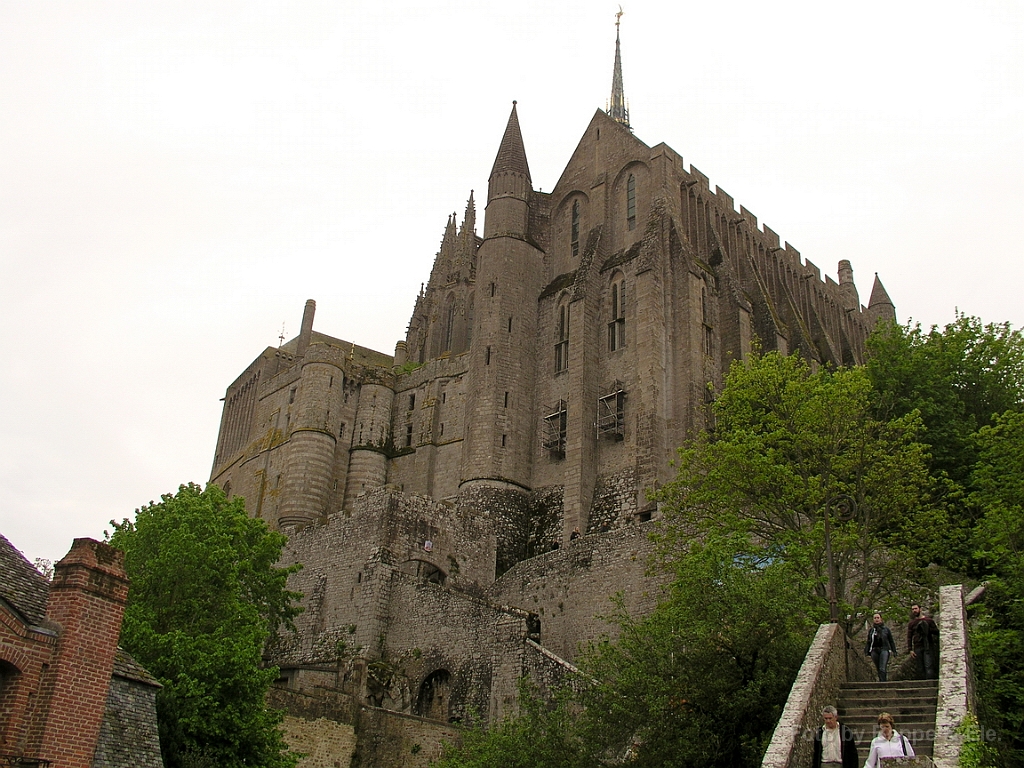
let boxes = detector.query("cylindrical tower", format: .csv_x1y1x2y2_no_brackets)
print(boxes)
343,380,395,511
278,351,345,531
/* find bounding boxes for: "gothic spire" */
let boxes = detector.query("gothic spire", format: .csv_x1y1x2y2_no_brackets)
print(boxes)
489,102,531,182
608,7,630,130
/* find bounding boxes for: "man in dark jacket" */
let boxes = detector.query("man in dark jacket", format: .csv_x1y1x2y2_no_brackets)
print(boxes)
812,706,859,768
907,603,940,679
865,612,898,681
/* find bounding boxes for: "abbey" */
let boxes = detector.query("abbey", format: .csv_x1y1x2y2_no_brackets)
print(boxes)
210,24,895,759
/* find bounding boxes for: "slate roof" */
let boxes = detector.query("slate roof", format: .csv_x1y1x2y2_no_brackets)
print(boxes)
112,648,162,688
0,532,50,625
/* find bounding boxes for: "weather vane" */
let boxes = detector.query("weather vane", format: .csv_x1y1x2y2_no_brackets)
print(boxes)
615,5,624,28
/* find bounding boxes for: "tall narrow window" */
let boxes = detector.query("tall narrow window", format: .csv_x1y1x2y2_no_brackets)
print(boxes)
405,423,414,447
555,303,570,372
626,174,636,231
701,286,713,356
443,296,456,353
571,200,580,258
608,277,626,351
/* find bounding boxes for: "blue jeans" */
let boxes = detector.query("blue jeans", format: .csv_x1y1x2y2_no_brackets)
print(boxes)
871,649,891,682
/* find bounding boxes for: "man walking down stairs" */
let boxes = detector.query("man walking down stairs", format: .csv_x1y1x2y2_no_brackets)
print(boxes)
838,679,939,759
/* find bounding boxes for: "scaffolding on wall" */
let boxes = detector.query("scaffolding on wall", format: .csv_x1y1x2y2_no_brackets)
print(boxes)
597,382,626,440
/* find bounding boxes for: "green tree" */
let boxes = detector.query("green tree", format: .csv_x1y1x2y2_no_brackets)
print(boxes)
866,315,1024,569
968,411,1024,767
432,679,592,768
657,352,931,621
108,483,302,768
578,534,817,768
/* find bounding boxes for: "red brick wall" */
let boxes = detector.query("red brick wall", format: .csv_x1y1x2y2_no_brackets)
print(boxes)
2,538,130,768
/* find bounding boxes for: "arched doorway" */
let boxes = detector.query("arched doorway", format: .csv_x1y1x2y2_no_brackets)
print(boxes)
415,669,451,721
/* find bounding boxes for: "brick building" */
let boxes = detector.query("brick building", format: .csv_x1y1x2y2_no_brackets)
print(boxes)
209,21,896,758
0,534,163,768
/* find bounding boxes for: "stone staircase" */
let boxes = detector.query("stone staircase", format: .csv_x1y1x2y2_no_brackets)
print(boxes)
838,679,938,759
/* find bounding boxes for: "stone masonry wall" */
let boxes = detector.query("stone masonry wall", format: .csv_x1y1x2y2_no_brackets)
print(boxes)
281,715,357,768
273,488,496,668
488,521,662,663
382,572,531,724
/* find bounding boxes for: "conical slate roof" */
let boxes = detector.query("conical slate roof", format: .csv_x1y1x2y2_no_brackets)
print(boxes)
868,274,895,310
489,102,531,181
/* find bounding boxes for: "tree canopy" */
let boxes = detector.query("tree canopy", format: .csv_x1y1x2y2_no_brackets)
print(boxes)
108,483,302,768
656,351,931,621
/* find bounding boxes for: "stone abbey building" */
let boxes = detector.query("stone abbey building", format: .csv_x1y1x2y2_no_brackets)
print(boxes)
210,23,896,761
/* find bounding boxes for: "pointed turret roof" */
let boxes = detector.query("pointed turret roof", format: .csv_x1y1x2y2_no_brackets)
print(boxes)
868,273,897,322
489,102,531,181
608,10,630,129
868,274,894,310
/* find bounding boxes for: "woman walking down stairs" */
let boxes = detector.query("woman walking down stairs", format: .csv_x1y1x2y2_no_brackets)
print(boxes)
838,679,939,759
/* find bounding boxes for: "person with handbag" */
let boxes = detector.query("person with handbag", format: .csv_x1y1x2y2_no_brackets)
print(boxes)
864,712,915,767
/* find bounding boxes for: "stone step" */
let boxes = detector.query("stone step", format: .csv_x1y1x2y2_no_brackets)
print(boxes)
839,700,937,712
839,684,937,696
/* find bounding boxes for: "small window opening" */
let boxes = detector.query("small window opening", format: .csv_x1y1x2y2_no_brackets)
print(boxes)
501,434,507,447
440,423,444,436
504,391,509,408
490,282,496,297
289,387,296,404
485,346,491,365
405,423,414,447
508,316,513,333
409,393,416,411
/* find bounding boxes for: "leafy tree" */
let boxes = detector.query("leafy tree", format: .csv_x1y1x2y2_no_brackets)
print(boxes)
578,534,817,768
656,351,931,621
968,412,1024,767
108,483,302,768
867,315,1024,569
432,679,592,768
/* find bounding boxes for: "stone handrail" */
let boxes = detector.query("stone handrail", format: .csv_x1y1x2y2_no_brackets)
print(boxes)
932,584,975,768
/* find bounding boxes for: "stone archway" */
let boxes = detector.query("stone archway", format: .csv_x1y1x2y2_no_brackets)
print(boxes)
415,669,452,721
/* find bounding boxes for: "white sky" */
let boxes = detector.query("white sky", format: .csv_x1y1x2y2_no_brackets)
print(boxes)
2,1,1022,566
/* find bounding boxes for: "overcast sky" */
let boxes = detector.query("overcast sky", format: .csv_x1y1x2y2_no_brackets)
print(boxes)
2,0,1022,566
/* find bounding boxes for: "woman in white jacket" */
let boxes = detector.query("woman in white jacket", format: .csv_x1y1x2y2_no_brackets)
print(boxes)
865,712,915,767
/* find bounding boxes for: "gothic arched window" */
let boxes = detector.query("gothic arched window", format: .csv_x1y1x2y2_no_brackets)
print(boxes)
571,200,580,258
555,301,570,372
443,295,456,353
626,174,636,231
608,274,626,351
